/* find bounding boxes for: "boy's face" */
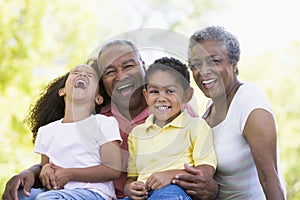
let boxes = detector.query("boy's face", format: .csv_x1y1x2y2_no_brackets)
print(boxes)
143,70,188,127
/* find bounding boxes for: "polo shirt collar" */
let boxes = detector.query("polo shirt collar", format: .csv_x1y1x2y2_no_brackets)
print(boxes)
145,110,190,129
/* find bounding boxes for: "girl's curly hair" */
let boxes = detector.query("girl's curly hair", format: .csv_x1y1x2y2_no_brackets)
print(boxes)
24,73,68,143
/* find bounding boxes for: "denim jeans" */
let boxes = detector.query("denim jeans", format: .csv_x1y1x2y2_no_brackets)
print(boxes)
18,188,105,200
120,184,191,200
18,188,45,200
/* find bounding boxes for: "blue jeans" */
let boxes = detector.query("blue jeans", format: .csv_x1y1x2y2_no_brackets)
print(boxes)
18,188,105,200
120,184,191,200
18,188,45,200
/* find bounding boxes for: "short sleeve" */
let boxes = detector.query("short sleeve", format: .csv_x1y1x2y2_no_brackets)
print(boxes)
127,128,138,177
96,115,122,146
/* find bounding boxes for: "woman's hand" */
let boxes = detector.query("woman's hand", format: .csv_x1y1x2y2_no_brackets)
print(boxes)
172,163,218,200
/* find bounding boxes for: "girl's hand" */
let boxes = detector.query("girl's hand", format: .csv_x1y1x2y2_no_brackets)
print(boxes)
40,163,57,190
51,164,71,189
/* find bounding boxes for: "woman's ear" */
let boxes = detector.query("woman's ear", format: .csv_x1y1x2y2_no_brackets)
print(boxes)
95,95,104,105
58,88,65,97
233,63,238,75
183,87,194,103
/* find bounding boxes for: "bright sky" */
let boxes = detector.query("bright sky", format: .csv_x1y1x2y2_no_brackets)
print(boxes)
127,0,300,56
204,0,300,55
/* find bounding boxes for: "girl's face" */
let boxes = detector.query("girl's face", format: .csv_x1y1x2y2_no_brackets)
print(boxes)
143,70,192,127
61,64,102,105
189,39,237,100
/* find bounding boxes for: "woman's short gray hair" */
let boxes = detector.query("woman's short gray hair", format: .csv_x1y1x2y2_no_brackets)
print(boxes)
188,26,240,66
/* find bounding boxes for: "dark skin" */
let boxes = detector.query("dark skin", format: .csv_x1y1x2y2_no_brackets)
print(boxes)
173,39,285,199
2,43,148,200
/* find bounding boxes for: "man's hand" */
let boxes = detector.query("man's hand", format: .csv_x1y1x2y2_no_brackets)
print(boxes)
2,170,34,200
172,163,218,200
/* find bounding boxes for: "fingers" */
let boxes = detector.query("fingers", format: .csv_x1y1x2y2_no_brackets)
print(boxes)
23,180,32,197
183,163,201,175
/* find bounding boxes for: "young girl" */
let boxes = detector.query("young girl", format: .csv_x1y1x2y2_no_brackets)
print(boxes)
27,64,122,200
124,57,217,200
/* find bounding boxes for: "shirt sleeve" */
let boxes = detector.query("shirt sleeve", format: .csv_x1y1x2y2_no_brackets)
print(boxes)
192,119,217,169
127,128,139,177
97,115,122,146
33,127,45,155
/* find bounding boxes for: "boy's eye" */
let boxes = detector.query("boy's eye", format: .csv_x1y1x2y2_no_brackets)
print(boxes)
148,89,159,94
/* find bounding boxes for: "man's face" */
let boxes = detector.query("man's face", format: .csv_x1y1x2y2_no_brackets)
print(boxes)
98,44,145,109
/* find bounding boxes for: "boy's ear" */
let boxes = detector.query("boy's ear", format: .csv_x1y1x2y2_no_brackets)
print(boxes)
58,88,65,97
95,95,104,105
183,87,194,103
142,88,150,105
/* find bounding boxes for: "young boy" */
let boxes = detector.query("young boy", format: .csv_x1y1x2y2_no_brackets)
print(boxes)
124,57,217,199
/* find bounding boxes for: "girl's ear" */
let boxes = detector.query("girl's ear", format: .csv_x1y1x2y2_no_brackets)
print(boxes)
58,88,65,97
183,87,194,103
95,95,104,105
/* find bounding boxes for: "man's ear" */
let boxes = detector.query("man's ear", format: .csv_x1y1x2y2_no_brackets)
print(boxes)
95,95,104,105
183,87,194,103
58,88,65,97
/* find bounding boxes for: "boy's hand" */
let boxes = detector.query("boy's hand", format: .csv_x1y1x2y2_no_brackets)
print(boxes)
124,181,148,200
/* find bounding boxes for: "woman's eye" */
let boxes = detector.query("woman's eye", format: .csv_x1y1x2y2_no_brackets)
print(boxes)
190,63,201,70
167,89,175,94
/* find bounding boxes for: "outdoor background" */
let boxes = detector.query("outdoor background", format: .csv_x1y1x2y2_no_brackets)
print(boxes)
1,0,299,199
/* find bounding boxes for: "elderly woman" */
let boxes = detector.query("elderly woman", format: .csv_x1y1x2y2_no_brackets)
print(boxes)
173,26,286,200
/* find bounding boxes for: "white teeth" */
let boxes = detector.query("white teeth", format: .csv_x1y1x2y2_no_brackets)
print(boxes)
117,84,132,91
157,106,170,110
202,79,215,84
75,80,87,89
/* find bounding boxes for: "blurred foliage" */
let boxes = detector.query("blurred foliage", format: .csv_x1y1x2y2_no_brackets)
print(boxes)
0,0,299,199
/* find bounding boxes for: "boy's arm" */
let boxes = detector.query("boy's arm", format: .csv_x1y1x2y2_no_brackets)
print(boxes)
146,164,214,191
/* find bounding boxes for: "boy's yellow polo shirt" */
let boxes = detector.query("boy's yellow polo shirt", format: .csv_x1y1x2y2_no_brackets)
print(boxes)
127,110,217,183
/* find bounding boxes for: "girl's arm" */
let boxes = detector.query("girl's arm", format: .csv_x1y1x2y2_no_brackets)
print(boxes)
53,140,122,184
243,109,285,200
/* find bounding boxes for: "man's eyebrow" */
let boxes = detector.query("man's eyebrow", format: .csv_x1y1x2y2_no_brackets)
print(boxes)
121,58,137,65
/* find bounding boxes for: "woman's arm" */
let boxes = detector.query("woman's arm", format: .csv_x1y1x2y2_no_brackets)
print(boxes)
243,108,285,200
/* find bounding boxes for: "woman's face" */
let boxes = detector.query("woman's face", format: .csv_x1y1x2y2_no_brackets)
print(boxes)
189,39,237,99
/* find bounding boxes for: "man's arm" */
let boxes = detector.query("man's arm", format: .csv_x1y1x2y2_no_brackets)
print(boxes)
2,164,42,200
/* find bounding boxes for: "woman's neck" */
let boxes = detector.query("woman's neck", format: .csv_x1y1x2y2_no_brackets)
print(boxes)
207,80,242,127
